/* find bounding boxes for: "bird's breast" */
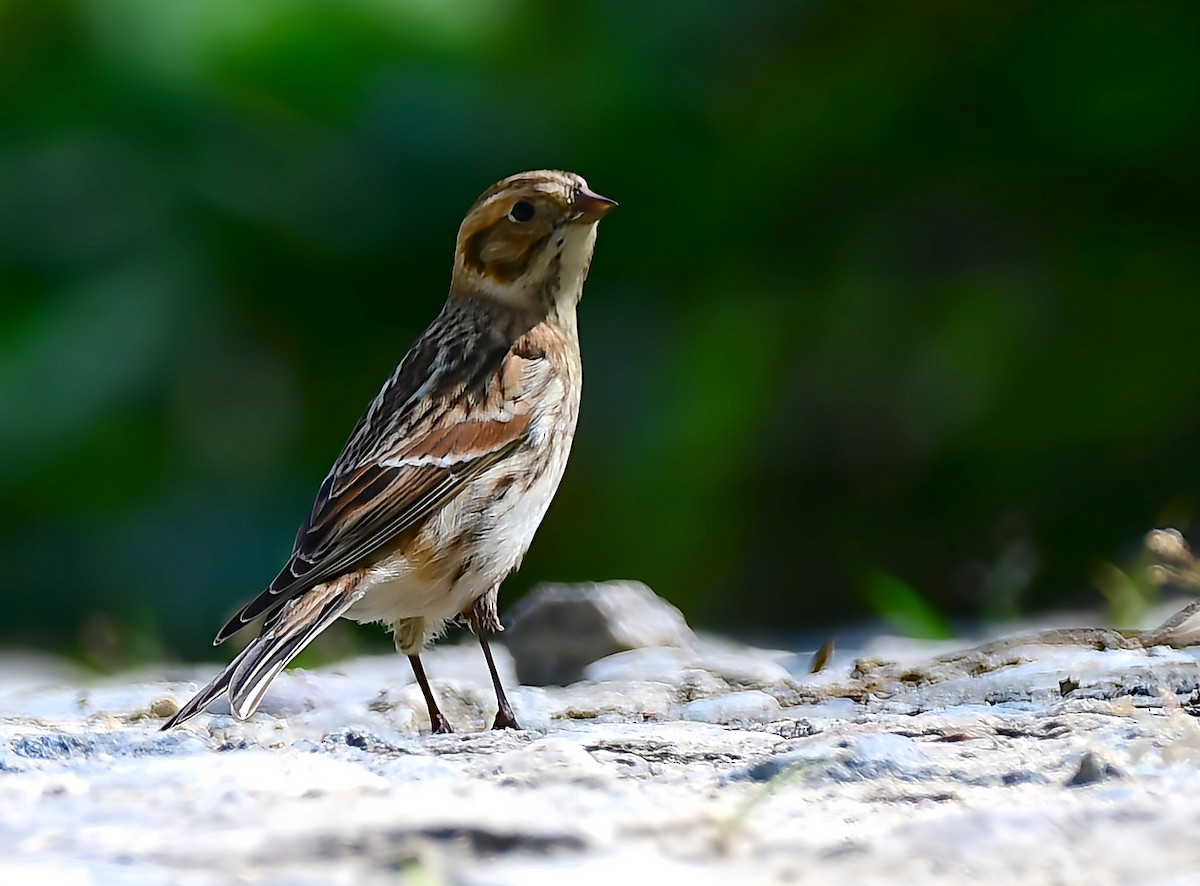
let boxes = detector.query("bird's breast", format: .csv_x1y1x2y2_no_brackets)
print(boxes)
346,381,579,626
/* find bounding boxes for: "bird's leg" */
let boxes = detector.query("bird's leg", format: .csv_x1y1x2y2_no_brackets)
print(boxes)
466,598,521,730
408,654,453,734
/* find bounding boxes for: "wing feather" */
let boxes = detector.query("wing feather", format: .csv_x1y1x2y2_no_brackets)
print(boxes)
214,307,548,644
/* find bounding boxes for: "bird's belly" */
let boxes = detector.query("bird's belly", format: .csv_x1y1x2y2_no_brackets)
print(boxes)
343,561,469,625
343,442,569,626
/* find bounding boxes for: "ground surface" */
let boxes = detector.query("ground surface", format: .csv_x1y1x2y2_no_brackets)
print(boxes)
4,613,1200,885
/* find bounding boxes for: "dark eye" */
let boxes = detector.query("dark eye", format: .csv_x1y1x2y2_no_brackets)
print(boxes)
508,200,534,223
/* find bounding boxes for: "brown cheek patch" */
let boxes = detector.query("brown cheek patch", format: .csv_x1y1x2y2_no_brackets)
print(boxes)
465,225,553,284
462,229,488,275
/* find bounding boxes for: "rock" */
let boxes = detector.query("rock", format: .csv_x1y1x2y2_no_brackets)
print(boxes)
697,649,794,688
680,690,781,724
555,680,680,722
503,581,698,685
1066,750,1120,786
491,737,608,781
583,643,793,691
583,645,696,684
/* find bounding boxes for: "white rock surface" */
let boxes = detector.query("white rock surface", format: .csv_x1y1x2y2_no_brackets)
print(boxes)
681,689,782,724
3,623,1200,884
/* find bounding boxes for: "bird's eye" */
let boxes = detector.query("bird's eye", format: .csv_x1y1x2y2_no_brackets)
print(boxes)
508,200,535,223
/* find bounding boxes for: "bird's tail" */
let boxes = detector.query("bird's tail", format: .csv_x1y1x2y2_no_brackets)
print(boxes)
160,572,366,730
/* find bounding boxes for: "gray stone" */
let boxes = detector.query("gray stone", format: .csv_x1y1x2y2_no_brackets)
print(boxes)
503,580,698,685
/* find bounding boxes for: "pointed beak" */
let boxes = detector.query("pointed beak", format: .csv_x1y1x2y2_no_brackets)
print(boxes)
572,186,618,222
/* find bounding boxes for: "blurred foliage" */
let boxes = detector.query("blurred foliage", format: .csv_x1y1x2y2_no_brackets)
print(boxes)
861,569,952,641
1,0,1198,664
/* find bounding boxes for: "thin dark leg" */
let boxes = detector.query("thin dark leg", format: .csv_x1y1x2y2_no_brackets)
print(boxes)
467,605,521,730
408,654,453,734
479,631,521,730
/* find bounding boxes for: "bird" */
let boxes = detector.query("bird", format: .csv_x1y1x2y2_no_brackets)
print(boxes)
162,169,616,734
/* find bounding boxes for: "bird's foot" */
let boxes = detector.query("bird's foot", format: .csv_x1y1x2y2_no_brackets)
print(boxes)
492,702,520,730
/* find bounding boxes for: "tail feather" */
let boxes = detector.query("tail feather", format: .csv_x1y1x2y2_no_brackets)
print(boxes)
161,572,365,730
227,581,365,719
159,653,243,731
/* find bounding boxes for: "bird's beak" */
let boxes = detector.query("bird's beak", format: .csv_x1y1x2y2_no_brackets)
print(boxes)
572,186,618,221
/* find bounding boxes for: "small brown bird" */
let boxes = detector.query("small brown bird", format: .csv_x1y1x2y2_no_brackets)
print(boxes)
163,170,615,733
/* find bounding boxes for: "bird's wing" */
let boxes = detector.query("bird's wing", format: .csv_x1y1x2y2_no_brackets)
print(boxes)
215,316,550,644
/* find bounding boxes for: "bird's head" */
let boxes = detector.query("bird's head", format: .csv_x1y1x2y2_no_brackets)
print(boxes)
450,170,616,319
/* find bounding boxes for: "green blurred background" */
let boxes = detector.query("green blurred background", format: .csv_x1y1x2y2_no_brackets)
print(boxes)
2,0,1198,666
